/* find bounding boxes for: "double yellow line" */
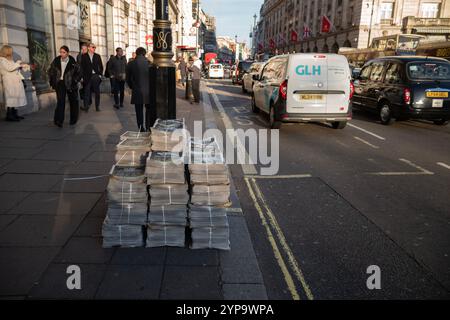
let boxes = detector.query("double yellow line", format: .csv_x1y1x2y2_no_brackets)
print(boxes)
244,176,314,300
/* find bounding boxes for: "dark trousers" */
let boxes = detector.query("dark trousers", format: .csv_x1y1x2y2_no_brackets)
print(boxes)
83,75,101,109
55,80,79,124
134,104,157,131
192,79,200,102
112,79,125,106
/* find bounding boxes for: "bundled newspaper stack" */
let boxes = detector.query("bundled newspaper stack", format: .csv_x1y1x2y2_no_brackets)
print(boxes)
150,119,186,153
188,138,231,250
146,151,186,185
115,133,151,167
146,205,188,248
102,163,149,248
189,206,230,250
189,138,231,207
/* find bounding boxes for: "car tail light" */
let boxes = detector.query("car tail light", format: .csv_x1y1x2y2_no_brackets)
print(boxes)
403,88,411,105
350,81,355,100
236,69,239,77
279,80,288,100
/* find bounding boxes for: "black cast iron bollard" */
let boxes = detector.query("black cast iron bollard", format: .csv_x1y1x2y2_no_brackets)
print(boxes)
150,0,176,121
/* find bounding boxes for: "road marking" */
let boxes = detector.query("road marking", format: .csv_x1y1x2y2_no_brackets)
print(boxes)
368,158,434,176
348,123,386,141
208,83,258,175
247,177,314,300
244,178,301,300
354,136,380,149
437,162,450,170
247,174,312,179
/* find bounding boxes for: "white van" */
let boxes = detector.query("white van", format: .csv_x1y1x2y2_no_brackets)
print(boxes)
251,53,354,129
208,64,224,79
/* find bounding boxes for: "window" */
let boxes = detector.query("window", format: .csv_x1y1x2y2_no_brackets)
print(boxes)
420,3,440,18
369,62,386,81
379,2,394,22
384,63,402,83
261,62,275,80
360,65,372,80
408,62,450,80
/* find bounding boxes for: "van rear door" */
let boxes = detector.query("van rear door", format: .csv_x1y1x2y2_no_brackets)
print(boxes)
286,54,328,114
326,55,351,114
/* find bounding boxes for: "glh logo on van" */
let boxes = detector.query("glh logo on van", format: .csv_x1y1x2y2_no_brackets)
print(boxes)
295,65,321,76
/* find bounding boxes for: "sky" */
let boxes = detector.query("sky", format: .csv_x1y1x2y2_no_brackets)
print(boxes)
200,0,264,45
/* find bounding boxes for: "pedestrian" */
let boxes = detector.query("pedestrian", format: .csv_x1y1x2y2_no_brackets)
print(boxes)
126,47,156,131
76,43,88,103
175,58,181,85
105,54,114,96
0,45,28,121
178,56,187,87
48,45,81,127
108,47,127,109
80,43,103,112
188,55,202,103
128,52,136,63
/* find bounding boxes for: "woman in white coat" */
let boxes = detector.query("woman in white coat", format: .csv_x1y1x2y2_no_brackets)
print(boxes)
0,45,28,121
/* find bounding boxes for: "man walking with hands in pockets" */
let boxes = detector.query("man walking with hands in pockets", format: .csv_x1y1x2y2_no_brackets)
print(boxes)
80,43,103,112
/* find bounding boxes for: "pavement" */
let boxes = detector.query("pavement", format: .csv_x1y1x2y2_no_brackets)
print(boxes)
204,78,450,300
0,85,267,300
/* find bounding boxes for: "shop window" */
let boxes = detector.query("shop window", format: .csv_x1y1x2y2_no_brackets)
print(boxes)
420,3,441,18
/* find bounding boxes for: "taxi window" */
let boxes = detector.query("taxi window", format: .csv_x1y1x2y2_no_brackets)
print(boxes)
369,62,385,82
359,65,372,80
407,62,450,80
384,63,402,84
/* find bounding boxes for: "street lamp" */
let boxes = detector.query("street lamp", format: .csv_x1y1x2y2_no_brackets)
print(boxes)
151,0,176,121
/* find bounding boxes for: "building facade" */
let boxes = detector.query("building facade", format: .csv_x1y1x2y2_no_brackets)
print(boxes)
257,0,450,55
0,0,216,114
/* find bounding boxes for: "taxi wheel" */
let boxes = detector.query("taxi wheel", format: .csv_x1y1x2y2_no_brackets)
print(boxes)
269,104,281,129
433,119,449,126
379,103,395,125
251,95,259,113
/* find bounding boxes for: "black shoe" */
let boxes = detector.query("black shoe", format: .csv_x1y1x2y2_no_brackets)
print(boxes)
119,104,124,108
11,108,22,121
54,121,63,128
69,121,77,126
5,108,20,122
96,107,101,112
113,104,119,109
81,106,89,112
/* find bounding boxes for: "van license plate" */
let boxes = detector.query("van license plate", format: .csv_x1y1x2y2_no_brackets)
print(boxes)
426,92,448,98
432,99,443,108
300,94,324,100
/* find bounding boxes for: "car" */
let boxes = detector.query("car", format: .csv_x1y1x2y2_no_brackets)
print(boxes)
251,53,353,129
232,60,253,85
208,64,224,79
352,56,450,125
242,62,265,94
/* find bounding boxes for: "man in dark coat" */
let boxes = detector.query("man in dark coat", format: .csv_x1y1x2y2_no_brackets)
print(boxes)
108,47,127,109
178,57,187,87
126,47,155,131
80,43,103,112
48,45,81,127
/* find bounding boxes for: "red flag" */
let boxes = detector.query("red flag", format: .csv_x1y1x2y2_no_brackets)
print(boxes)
291,30,298,43
321,16,332,33
269,38,276,49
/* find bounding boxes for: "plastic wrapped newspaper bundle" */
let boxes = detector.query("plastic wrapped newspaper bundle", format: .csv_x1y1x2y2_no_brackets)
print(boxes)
189,206,230,250
146,151,186,185
120,131,151,141
116,136,152,167
102,165,148,248
146,205,188,248
150,119,186,153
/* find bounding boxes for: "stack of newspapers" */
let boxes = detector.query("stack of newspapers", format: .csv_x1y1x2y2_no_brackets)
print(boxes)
146,141,189,247
188,138,231,250
115,132,152,167
189,138,230,207
147,205,188,248
102,134,151,248
150,119,186,153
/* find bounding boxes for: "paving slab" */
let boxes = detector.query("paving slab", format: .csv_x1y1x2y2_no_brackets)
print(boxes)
84,151,116,162
95,265,163,300
160,266,222,300
54,237,115,264
0,192,30,214
63,161,113,175
110,247,167,265
12,192,101,216
0,174,61,192
74,217,104,237
166,247,219,266
51,175,109,193
86,193,108,218
0,247,60,296
0,138,48,149
0,147,42,160
0,215,18,231
28,264,107,300
0,160,71,174
222,284,268,300
0,215,84,247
